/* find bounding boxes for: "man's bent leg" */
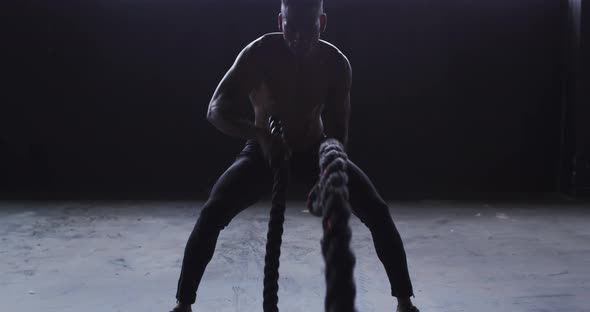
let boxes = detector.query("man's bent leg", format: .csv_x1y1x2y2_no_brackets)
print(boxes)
346,159,414,299
176,152,271,305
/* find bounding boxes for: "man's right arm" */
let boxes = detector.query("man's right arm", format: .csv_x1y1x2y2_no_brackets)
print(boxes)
207,39,266,140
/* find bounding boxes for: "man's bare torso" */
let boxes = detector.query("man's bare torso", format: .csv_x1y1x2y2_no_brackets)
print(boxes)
248,33,346,150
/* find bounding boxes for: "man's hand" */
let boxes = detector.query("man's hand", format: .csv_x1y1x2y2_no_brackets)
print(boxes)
256,127,289,168
306,180,322,217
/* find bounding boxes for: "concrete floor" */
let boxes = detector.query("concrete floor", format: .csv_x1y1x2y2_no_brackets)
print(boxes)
0,200,588,312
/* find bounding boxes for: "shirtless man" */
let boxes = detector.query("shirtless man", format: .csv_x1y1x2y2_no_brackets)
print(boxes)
170,0,419,311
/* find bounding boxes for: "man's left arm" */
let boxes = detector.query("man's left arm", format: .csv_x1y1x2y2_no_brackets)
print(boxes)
308,54,352,214
323,53,352,151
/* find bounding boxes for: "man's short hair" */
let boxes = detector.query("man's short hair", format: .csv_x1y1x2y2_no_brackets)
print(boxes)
281,0,324,12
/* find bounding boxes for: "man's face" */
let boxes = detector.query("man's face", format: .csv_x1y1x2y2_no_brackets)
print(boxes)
279,5,324,59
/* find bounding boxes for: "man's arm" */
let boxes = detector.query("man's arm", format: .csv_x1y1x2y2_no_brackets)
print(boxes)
207,39,266,140
323,52,352,151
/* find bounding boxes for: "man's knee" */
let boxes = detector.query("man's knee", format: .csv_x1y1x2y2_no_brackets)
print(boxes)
351,198,392,228
195,198,237,232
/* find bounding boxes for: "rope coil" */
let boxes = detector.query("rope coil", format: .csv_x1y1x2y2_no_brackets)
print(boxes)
317,138,357,312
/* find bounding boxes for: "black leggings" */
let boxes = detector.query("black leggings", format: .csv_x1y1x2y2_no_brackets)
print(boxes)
176,138,414,304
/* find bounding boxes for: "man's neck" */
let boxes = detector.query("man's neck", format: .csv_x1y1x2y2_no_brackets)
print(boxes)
290,49,318,68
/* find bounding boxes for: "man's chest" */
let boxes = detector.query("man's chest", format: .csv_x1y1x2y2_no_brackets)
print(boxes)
250,60,332,114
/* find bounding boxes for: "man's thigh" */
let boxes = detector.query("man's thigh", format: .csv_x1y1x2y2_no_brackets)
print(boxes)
198,146,272,231
346,159,391,225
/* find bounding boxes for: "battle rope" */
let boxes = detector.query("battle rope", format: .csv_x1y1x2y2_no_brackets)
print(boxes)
263,116,290,312
261,120,357,312
317,138,357,312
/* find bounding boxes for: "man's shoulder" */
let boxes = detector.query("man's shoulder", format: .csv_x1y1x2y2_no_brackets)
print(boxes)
244,33,282,54
318,40,343,55
317,40,351,82
234,33,281,66
318,40,351,70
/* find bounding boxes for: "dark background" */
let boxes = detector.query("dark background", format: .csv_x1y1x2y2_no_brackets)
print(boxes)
573,0,590,195
2,0,588,199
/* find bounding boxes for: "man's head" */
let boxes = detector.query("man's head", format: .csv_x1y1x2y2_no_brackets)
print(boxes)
278,0,327,59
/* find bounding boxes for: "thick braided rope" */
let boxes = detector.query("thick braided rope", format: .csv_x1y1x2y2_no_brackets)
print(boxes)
318,139,357,312
263,119,289,312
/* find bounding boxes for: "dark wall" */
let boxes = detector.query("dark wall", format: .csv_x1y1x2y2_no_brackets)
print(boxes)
574,0,590,194
560,0,590,196
2,0,565,199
